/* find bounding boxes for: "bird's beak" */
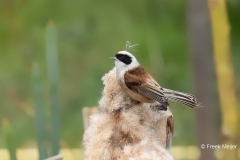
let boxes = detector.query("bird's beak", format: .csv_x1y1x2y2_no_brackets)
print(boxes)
110,57,117,60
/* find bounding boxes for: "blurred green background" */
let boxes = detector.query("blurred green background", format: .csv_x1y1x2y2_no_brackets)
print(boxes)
0,0,239,159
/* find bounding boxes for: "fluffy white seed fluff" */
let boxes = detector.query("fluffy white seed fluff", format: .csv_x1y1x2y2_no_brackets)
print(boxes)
83,67,174,160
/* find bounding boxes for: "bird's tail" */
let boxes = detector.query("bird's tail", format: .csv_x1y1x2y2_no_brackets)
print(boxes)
163,88,200,108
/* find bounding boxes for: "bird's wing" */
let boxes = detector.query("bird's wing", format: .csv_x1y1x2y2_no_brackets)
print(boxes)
124,66,168,107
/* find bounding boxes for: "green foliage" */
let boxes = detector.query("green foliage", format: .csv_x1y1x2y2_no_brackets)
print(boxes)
2,119,17,160
0,0,239,148
46,21,61,155
32,63,48,159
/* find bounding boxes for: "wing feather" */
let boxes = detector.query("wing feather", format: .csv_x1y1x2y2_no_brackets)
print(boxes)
138,87,169,108
124,66,168,107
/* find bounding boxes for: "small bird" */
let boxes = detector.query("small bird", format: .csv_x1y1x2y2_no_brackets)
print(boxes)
111,50,199,109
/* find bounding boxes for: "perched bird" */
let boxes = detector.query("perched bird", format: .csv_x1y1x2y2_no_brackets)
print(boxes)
111,50,199,109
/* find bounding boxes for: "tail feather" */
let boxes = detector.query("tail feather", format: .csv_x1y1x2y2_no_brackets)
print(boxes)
163,88,199,108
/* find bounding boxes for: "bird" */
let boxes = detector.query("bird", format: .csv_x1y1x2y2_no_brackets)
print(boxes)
111,50,199,110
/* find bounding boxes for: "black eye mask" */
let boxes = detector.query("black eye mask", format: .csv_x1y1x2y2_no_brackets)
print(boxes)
115,54,132,65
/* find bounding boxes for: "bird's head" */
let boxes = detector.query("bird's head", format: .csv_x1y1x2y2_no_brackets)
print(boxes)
111,51,139,72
